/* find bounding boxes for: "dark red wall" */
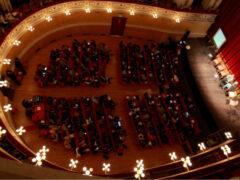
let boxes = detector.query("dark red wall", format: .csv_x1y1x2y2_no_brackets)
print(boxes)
207,0,240,83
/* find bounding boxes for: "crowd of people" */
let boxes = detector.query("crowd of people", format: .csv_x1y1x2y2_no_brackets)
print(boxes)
127,90,199,148
23,95,126,158
119,41,180,86
35,40,111,87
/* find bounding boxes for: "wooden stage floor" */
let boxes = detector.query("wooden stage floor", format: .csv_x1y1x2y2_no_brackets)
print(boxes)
11,35,186,175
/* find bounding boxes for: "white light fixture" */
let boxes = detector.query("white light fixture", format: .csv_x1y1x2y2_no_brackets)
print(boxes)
221,145,231,158
169,152,177,161
107,8,112,13
2,59,11,65
225,132,232,139
0,126,7,138
85,8,91,13
130,10,135,16
175,18,180,23
198,142,206,151
46,16,52,22
39,146,49,156
32,152,45,166
214,73,219,79
16,126,26,136
152,13,158,18
13,40,21,46
83,167,93,176
27,26,35,32
65,10,71,16
134,160,145,180
69,159,78,170
102,163,110,174
0,80,8,87
181,156,192,171
3,104,12,112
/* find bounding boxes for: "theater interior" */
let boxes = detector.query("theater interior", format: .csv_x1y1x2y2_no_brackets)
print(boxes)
0,0,240,179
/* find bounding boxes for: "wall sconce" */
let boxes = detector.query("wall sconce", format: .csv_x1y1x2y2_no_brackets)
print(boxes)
27,26,35,32
225,132,232,139
32,152,45,166
2,59,11,65
130,10,135,16
13,40,21,46
107,8,112,13
85,8,91,13
0,126,7,138
83,167,93,176
134,160,145,179
16,126,26,136
46,16,53,22
3,104,12,112
65,10,71,16
198,142,206,151
221,145,231,158
69,159,78,170
181,156,192,171
102,163,110,174
169,152,177,162
152,13,158,18
175,18,180,23
0,80,8,87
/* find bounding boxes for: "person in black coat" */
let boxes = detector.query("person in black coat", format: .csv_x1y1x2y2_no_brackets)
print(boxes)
6,70,21,86
14,57,26,74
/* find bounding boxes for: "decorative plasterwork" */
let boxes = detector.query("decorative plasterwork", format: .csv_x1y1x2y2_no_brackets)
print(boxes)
0,1,217,61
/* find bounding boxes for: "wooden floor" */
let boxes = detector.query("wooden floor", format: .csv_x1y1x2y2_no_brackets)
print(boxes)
11,35,186,175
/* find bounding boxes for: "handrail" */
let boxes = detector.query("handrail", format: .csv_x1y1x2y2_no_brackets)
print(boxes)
160,153,240,179
0,147,23,164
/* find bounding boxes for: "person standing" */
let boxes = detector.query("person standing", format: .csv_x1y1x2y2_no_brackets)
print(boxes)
14,57,26,74
6,70,21,85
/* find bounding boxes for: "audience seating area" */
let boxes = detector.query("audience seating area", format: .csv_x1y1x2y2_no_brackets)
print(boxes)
35,40,111,87
119,41,180,85
23,95,126,158
127,90,200,148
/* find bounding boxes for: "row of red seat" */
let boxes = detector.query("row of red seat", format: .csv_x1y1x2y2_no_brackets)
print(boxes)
126,91,200,148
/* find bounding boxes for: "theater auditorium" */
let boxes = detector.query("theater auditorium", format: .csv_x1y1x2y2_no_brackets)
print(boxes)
0,0,240,179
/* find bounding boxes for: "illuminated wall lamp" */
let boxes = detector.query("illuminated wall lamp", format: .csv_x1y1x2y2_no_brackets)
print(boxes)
13,40,21,46
27,26,35,32
169,152,177,162
107,8,112,13
69,159,78,170
181,156,192,171
46,16,52,22
65,10,71,16
102,163,110,174
83,167,93,176
152,13,158,18
16,126,26,136
175,18,180,23
198,142,206,151
3,104,12,112
85,8,91,13
0,126,7,138
221,145,231,158
130,10,135,15
0,80,8,87
225,132,232,139
32,152,45,166
3,59,11,65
